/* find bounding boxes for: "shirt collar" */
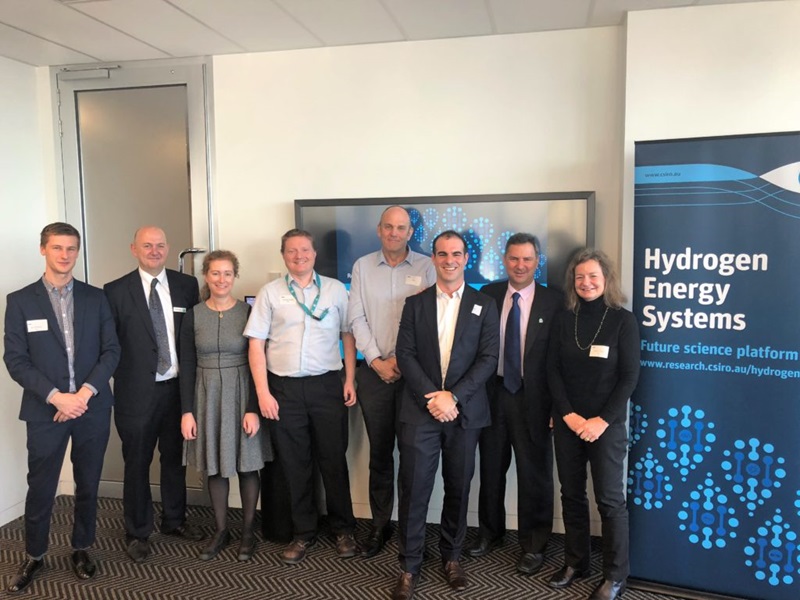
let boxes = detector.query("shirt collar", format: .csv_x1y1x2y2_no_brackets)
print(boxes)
436,282,465,299
41,275,74,294
139,267,167,288
377,247,412,267
506,280,535,301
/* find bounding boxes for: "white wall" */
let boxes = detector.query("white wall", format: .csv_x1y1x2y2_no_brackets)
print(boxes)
211,27,625,526
621,0,800,285
0,58,58,525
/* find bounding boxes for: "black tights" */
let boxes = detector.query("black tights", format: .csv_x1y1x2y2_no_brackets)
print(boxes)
207,471,260,533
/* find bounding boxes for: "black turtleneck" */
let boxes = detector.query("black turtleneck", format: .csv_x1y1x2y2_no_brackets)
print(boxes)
547,296,640,425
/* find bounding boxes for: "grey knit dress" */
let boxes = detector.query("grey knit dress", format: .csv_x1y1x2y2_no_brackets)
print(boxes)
181,300,273,477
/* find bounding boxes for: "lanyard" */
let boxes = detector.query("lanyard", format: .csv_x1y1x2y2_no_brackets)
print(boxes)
285,273,330,321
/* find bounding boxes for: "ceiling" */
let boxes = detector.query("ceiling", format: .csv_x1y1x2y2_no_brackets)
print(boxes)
0,0,783,67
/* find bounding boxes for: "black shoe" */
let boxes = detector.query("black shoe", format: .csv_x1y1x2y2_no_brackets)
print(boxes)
238,531,257,562
466,535,502,557
163,523,204,541
549,565,590,589
361,523,392,558
199,529,230,561
7,558,43,593
392,571,419,600
71,550,96,580
588,579,627,600
443,560,467,592
517,552,544,575
125,537,150,563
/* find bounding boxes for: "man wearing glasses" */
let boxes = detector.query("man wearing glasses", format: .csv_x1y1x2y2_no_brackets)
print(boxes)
245,229,358,565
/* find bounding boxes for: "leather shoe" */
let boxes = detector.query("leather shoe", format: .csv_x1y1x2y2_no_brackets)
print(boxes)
7,558,43,593
335,533,358,558
443,560,467,592
589,579,627,600
392,571,418,600
517,552,544,575
549,565,590,588
238,530,257,561
199,529,230,561
281,538,316,564
71,550,96,580
466,535,502,557
163,523,204,541
126,537,150,563
361,523,392,558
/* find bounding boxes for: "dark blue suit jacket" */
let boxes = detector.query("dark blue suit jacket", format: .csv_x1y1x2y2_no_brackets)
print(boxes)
396,284,499,429
3,278,120,422
103,268,199,418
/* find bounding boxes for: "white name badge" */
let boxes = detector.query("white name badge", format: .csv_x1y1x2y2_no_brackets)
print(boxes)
405,275,422,287
590,345,610,359
280,294,295,305
472,304,482,316
27,319,48,333
173,306,187,313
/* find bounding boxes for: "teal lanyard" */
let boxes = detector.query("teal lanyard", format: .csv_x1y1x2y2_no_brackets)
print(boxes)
285,273,330,321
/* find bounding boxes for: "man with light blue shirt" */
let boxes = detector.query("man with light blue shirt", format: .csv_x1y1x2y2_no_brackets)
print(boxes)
348,206,436,558
246,228,358,565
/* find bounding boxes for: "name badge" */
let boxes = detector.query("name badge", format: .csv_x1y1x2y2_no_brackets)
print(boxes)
405,275,422,287
173,307,187,313
280,294,295,305
472,304,482,316
27,319,48,332
590,345,610,359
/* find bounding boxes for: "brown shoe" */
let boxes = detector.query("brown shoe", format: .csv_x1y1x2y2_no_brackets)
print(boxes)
443,560,467,591
335,533,357,558
281,538,316,565
392,571,419,600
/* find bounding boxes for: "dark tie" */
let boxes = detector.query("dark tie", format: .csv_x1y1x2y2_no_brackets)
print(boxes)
503,292,522,394
149,278,172,375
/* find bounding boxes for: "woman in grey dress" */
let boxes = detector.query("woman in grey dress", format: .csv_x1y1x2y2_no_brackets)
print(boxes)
180,250,272,561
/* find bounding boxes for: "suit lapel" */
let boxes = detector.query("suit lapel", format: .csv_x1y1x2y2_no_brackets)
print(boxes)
128,272,157,344
421,287,442,381
34,281,66,350
452,285,478,351
523,283,546,359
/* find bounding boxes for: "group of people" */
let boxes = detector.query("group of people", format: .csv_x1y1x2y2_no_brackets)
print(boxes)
4,208,640,600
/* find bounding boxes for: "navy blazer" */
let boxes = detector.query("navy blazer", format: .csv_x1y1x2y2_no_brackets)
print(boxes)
4,278,120,422
481,281,564,417
104,269,199,417
396,284,499,429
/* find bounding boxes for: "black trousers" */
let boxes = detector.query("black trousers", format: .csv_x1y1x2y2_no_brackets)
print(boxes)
25,407,111,557
397,419,480,575
476,380,554,553
267,371,355,541
115,378,186,540
355,363,402,528
553,419,629,580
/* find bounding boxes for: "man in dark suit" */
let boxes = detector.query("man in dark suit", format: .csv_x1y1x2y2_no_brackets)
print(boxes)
104,226,202,563
392,230,499,600
468,233,564,574
3,222,120,593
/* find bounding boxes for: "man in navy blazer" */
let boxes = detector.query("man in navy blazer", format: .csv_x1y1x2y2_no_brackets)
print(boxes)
392,230,499,600
469,233,564,574
3,222,120,593
104,226,201,563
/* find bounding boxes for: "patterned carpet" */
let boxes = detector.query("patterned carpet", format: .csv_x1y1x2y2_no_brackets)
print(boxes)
0,496,695,600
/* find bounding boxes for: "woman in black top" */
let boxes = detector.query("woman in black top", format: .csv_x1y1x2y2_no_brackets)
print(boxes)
547,249,640,600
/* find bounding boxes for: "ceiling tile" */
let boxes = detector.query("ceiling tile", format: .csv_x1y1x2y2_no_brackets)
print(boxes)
381,0,493,40
170,0,322,51
0,0,168,61
0,22,97,66
276,0,404,46
590,0,694,27
489,0,593,33
71,0,245,57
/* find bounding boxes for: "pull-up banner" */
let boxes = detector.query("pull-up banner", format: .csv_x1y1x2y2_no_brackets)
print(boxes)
629,132,800,599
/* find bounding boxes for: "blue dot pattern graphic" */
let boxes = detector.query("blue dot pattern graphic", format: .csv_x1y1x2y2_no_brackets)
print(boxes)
629,402,648,449
722,439,787,516
628,449,672,509
655,405,716,481
677,474,739,549
744,510,799,586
